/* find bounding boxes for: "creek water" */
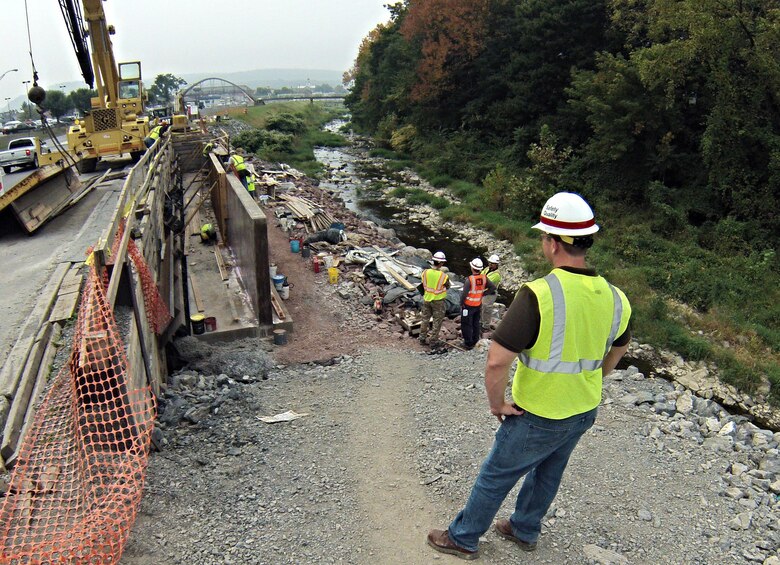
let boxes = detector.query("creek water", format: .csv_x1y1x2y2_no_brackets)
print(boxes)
313,120,497,280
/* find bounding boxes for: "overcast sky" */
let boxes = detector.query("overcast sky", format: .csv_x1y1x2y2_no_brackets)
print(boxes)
0,0,391,110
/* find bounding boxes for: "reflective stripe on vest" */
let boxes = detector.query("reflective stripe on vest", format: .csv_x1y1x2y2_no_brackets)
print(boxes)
518,273,624,373
149,126,162,140
512,269,631,419
422,269,447,301
464,274,488,307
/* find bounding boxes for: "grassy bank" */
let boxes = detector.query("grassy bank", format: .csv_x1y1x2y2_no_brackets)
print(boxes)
228,102,348,176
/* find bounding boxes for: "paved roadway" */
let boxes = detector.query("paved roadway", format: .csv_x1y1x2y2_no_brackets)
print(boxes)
0,156,133,365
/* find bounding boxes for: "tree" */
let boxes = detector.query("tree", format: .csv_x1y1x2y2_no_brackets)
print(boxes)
148,74,187,105
42,89,70,122
68,88,97,114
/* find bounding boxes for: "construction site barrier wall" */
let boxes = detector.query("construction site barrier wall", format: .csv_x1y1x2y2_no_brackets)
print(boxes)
0,133,184,562
207,155,272,325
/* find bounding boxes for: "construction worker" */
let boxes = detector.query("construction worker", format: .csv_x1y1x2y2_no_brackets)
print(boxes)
199,223,216,243
246,173,258,200
481,254,502,331
202,141,214,158
227,149,249,188
144,122,168,148
419,251,451,346
428,192,631,560
460,258,495,349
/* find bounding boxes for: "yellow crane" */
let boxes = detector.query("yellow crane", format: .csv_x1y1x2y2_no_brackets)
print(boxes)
60,0,149,172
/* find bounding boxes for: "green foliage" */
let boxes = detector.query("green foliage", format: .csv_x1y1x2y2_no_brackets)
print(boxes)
148,73,187,105
265,113,306,134
234,129,294,153
42,89,69,121
67,88,96,114
390,124,419,153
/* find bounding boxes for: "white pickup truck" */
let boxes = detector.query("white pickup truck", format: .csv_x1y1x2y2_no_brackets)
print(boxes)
0,137,52,174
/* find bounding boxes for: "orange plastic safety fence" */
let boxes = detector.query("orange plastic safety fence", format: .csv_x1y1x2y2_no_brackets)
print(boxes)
0,264,156,564
111,219,172,335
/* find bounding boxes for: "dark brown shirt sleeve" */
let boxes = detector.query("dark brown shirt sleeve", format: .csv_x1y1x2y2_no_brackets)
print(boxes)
492,286,540,353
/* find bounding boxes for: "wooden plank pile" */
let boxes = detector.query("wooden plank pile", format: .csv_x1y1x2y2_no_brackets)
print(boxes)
278,193,338,232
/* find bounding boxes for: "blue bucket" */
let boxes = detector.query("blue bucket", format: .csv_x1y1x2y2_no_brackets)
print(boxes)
272,274,286,290
290,239,300,253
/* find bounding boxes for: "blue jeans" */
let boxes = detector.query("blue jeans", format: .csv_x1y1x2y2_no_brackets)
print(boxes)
448,408,597,551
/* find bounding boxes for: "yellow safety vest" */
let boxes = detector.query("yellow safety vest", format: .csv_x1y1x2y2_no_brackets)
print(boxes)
149,126,162,140
481,267,501,289
247,175,256,192
422,268,448,302
202,142,213,156
512,268,631,419
231,154,246,171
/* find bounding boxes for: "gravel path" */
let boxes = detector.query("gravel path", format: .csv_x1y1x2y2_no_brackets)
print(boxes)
122,336,779,564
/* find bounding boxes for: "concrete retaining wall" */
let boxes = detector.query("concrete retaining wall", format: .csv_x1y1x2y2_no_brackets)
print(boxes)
209,163,272,326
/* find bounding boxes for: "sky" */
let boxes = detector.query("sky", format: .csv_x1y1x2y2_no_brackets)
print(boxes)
0,0,391,111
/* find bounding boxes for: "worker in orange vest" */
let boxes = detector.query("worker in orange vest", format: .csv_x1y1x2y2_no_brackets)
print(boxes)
460,258,496,349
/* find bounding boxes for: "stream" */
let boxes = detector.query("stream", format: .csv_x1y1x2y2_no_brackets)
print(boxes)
313,120,490,273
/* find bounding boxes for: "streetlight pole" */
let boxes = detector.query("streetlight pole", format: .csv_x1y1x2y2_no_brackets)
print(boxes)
21,80,31,119
0,68,18,83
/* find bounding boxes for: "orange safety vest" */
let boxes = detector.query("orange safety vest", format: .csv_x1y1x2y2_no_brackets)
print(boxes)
464,274,488,307
422,268,448,301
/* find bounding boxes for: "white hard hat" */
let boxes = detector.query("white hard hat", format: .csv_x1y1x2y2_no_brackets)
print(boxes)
532,192,599,237
488,254,500,264
470,258,483,270
432,251,447,262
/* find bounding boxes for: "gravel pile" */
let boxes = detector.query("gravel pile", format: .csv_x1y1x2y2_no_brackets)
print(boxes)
122,344,779,565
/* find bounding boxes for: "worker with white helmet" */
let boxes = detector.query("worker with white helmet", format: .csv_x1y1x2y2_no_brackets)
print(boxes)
460,257,496,349
480,254,502,331
419,251,451,347
428,192,632,560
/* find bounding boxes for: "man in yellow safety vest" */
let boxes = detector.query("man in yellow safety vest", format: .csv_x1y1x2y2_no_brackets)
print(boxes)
227,149,249,189
418,251,451,346
428,192,631,560
480,254,502,331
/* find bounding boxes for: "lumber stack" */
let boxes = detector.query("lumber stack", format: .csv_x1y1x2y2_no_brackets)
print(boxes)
278,194,338,232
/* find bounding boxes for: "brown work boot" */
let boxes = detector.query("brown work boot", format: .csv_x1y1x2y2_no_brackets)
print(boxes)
427,529,480,560
494,519,537,551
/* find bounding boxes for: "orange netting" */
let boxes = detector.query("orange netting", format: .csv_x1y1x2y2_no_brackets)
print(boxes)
0,263,156,564
111,219,172,335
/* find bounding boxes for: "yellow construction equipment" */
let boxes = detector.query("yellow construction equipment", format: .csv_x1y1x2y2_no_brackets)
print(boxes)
62,0,150,172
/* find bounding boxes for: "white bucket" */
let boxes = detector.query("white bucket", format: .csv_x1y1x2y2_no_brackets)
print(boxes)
323,255,334,268
280,284,290,300
269,264,277,277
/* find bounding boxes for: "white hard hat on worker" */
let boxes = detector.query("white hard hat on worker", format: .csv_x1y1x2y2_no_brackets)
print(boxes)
487,254,500,265
469,258,483,270
432,251,447,263
532,192,599,237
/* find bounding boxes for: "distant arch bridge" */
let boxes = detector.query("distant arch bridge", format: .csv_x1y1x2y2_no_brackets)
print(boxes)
178,77,346,108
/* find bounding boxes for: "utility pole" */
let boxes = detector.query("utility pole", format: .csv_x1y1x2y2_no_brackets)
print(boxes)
21,80,31,119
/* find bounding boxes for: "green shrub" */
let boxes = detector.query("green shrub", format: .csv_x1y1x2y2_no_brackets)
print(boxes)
390,124,419,153
234,129,294,154
266,113,306,134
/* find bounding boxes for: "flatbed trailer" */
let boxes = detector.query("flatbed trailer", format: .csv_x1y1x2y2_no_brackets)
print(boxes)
0,160,82,233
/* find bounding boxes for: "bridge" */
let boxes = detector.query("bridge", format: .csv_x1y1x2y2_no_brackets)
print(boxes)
177,78,345,109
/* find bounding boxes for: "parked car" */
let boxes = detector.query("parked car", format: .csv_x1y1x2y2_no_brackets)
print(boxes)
1,120,36,135
0,137,51,173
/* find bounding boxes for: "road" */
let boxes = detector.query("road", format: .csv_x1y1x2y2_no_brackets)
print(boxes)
0,156,132,365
